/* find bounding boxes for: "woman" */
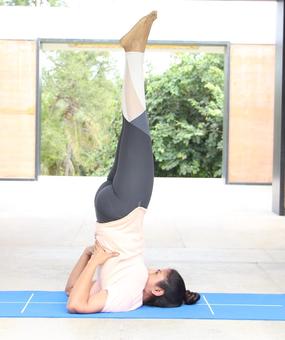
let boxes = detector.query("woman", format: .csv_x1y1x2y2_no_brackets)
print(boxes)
65,11,200,314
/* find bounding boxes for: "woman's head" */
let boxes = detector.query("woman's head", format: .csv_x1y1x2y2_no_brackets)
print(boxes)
143,268,200,307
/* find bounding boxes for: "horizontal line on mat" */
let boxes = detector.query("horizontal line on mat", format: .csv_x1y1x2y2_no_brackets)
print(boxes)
0,302,283,307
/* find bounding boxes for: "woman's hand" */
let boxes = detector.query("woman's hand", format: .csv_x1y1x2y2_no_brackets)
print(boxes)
90,240,120,265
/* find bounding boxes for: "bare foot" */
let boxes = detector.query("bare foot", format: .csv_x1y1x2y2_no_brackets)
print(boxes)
120,11,157,52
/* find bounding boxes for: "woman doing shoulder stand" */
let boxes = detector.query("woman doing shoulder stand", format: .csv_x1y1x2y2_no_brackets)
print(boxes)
65,11,200,314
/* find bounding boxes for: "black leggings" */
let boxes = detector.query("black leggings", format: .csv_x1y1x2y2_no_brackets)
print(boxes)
94,111,154,223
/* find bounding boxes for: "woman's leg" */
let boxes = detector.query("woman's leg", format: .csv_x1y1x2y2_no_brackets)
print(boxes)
106,116,126,182
94,116,125,203
94,12,157,222
112,51,154,201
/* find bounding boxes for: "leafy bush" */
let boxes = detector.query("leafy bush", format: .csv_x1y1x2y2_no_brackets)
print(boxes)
146,53,224,177
41,51,224,177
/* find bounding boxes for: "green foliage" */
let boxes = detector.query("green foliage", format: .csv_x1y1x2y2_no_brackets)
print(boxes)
41,50,121,176
41,51,224,177
146,53,224,177
0,0,65,6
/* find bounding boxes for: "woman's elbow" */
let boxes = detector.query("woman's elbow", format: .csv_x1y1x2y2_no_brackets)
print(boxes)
67,301,79,314
66,301,100,314
66,295,79,313
66,300,90,314
65,287,72,297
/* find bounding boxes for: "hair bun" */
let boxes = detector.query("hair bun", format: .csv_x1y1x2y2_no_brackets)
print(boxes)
184,290,201,305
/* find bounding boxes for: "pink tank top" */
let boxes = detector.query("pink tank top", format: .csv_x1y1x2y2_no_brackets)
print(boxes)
90,207,149,312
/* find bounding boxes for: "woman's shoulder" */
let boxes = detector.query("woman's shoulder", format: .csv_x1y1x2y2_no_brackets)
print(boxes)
101,266,147,313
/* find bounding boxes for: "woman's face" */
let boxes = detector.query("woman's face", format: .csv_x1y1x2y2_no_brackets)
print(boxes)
146,268,170,291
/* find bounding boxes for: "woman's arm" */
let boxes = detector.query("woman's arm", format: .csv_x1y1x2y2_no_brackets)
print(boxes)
65,246,94,296
67,255,101,313
67,241,119,314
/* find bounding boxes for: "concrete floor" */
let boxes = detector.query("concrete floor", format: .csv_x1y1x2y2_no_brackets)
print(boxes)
0,176,285,340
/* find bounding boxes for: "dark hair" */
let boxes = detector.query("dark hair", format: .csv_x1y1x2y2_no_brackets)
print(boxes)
144,269,200,308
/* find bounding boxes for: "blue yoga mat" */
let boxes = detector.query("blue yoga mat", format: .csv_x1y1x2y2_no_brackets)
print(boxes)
0,291,284,320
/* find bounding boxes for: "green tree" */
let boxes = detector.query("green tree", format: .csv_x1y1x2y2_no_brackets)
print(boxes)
0,0,65,6
146,53,224,177
41,50,121,176
41,51,224,178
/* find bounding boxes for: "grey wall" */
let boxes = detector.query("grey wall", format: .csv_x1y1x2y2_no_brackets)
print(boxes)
272,0,285,215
